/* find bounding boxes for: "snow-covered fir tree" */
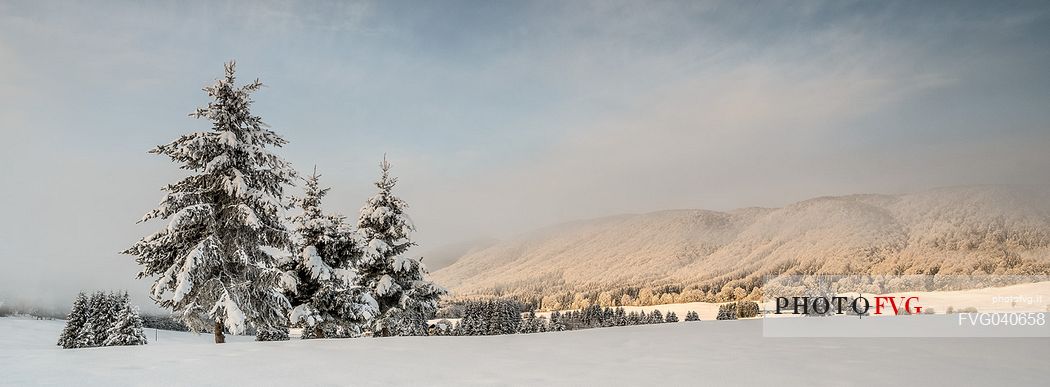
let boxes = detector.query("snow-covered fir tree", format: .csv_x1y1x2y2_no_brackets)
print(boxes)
104,292,148,346
535,316,549,332
625,308,642,325
517,309,538,333
355,157,445,336
665,311,678,323
85,291,115,346
57,292,88,349
614,307,627,326
488,300,522,335
649,310,663,324
281,168,378,339
716,303,737,320
549,310,566,331
123,62,296,343
458,301,487,336
684,311,700,321
74,322,97,349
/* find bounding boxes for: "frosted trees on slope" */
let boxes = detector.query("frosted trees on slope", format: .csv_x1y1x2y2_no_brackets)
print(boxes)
281,168,378,339
356,157,446,336
123,62,296,343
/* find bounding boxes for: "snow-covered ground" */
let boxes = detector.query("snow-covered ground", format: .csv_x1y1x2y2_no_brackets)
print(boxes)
2,316,1047,386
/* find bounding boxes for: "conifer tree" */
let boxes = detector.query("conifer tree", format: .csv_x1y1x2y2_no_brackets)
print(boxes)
549,310,568,331
85,291,112,346
123,62,296,343
458,301,485,336
615,307,627,326
104,292,148,346
665,311,678,323
717,303,738,320
535,316,549,332
74,322,97,348
58,292,89,349
282,168,378,339
518,309,539,334
649,309,664,324
355,157,445,336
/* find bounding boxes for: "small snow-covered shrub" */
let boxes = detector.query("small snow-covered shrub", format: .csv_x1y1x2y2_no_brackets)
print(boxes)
429,319,455,336
256,328,290,341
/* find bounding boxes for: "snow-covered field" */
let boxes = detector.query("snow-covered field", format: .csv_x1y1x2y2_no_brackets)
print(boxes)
2,316,1047,386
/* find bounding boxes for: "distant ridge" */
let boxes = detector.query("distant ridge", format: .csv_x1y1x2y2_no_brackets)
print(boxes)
431,185,1050,309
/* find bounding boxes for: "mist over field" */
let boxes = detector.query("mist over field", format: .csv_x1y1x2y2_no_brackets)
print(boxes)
2,1,1049,313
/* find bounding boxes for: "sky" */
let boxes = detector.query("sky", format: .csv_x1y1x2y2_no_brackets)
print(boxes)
1,0,1049,310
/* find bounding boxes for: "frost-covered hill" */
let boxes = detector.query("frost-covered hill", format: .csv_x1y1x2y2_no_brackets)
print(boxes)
432,186,1050,308
2,316,1047,386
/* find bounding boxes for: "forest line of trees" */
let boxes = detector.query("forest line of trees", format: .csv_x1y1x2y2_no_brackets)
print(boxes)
444,280,763,314
429,300,702,336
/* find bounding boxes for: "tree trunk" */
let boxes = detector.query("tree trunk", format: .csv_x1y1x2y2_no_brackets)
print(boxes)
214,320,225,344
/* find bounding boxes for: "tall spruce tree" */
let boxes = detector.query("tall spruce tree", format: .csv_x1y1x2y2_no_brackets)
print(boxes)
57,292,89,349
123,62,296,343
282,168,378,339
85,291,113,346
355,157,445,336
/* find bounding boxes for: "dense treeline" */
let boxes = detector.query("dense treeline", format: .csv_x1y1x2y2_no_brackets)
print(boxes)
446,272,1050,314
430,300,700,336
443,280,763,313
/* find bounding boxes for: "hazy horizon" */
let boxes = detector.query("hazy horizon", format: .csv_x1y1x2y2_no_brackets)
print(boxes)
2,0,1049,310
